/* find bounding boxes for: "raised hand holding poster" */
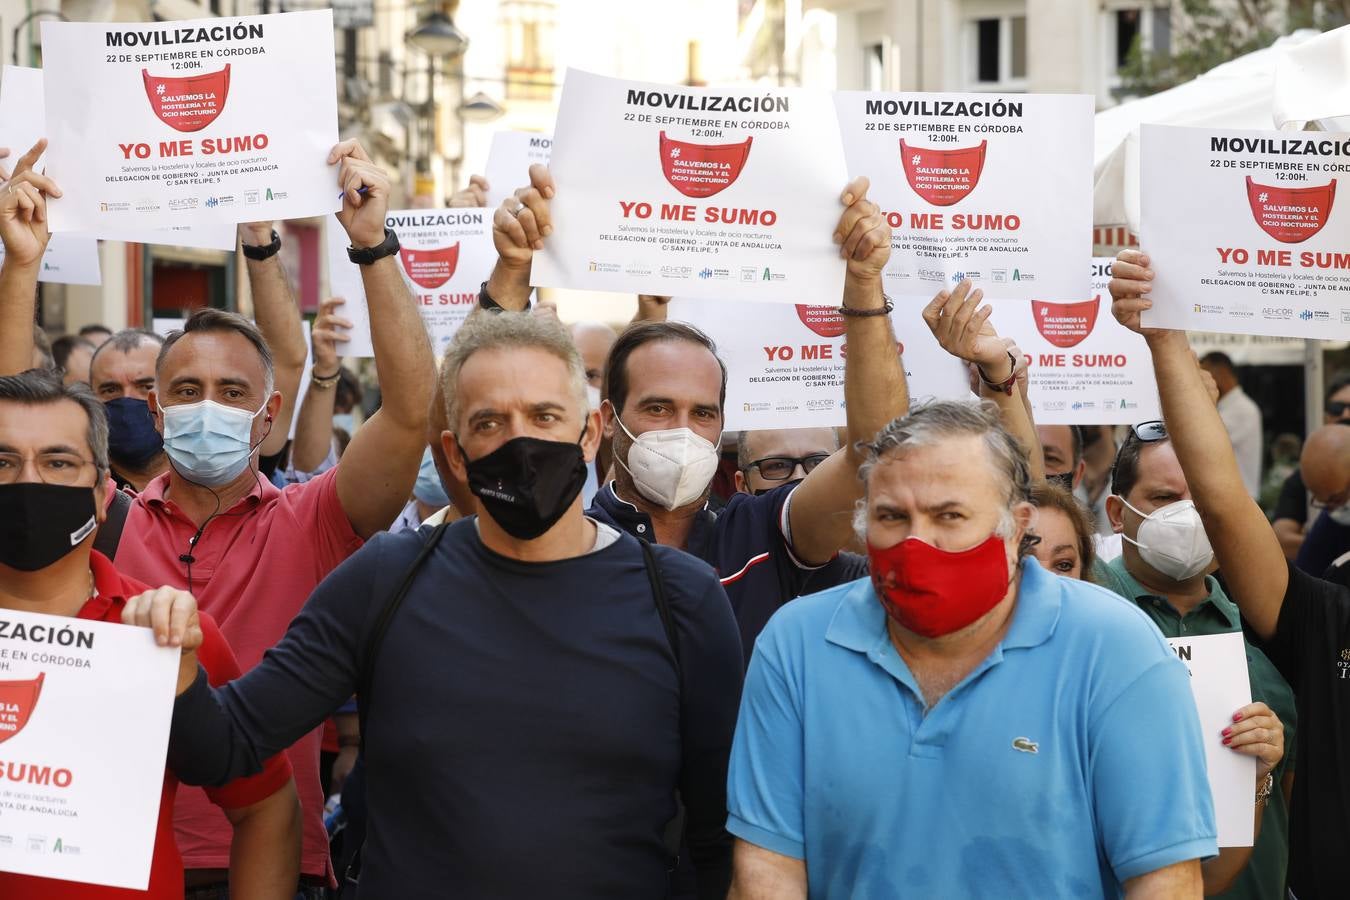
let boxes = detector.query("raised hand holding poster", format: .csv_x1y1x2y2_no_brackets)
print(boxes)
533,69,849,303
834,92,1093,302
41,10,340,232
1141,123,1350,339
327,209,495,357
0,608,178,888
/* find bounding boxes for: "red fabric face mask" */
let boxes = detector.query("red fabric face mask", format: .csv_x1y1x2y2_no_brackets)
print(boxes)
867,534,1010,638
1245,176,1337,244
659,132,754,198
0,672,45,745
399,243,461,290
142,65,232,133
795,304,847,338
1032,295,1101,348
900,139,988,206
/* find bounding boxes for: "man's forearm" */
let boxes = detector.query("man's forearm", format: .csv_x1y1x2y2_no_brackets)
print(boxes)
484,261,532,311
842,276,906,453
362,256,435,427
0,260,38,375
226,784,302,899
169,670,266,787
246,254,306,453
290,379,338,474
981,384,1045,480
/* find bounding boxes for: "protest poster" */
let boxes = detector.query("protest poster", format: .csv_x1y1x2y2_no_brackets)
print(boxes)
1,65,238,252
533,69,848,303
672,297,968,430
41,10,340,232
326,208,495,357
0,65,100,284
988,257,1161,424
1165,632,1256,847
834,91,1093,302
1141,123,1350,339
0,607,178,887
484,130,553,207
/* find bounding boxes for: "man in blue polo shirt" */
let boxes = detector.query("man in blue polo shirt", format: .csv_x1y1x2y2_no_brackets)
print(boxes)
726,400,1217,899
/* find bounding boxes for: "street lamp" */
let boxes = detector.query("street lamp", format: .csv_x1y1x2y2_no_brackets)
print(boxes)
11,9,67,66
407,9,468,60
459,91,506,124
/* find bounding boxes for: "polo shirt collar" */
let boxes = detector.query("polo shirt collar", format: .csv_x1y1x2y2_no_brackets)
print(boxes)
141,469,276,513
825,557,1063,655
593,482,715,542
81,551,140,621
1107,556,1238,629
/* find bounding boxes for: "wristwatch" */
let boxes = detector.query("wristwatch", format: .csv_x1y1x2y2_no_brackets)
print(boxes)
241,229,281,261
978,351,1019,396
347,228,400,266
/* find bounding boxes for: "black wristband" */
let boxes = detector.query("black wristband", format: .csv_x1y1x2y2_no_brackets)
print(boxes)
838,296,894,318
478,280,504,311
347,228,400,266
241,229,281,261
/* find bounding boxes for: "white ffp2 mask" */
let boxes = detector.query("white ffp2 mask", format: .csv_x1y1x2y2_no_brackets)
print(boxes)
615,417,720,510
1120,497,1215,581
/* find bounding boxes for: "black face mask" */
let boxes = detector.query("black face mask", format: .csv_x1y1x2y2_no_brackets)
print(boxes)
753,477,804,497
465,429,588,541
105,397,164,470
0,484,98,571
1046,472,1075,492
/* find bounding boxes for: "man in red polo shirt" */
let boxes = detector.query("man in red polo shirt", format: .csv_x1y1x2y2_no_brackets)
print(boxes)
0,140,436,895
0,368,299,898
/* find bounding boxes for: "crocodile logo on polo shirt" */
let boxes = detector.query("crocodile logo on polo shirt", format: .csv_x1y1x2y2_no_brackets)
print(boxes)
1011,736,1038,754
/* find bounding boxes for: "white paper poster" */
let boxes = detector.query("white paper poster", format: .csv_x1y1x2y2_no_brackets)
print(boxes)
988,257,1161,424
533,69,848,303
834,92,1093,302
1,65,236,252
0,66,101,284
327,209,495,357
42,11,341,232
484,130,552,207
1141,124,1350,339
1166,632,1256,848
0,608,178,887
673,297,968,430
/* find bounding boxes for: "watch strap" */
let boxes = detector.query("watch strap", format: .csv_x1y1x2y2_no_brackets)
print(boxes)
241,230,281,261
347,228,400,266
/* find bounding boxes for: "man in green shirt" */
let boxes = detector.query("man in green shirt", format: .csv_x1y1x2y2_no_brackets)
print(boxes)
1094,422,1295,900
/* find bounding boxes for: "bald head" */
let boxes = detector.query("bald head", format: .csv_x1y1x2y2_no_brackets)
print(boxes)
1301,424,1350,506
570,321,618,390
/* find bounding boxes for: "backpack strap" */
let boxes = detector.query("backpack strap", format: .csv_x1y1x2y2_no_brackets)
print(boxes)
356,522,450,754
638,538,680,671
93,489,133,561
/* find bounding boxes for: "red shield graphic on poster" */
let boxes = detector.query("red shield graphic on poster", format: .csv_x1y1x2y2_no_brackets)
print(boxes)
795,305,847,338
900,139,988,206
0,672,44,745
1032,296,1100,348
142,65,232,133
659,131,753,199
1245,176,1337,244
399,243,461,290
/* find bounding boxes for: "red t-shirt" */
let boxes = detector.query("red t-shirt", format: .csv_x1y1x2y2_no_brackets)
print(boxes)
0,552,294,899
114,467,362,877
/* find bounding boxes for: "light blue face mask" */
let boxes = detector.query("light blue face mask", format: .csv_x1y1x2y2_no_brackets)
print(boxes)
159,398,267,487
413,448,450,507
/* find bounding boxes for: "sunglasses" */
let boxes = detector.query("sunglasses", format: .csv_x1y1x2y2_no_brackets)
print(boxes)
747,454,830,482
1327,400,1350,419
1109,420,1168,490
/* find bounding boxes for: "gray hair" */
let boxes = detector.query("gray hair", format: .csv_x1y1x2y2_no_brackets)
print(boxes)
0,368,109,475
852,400,1033,550
441,310,588,430
89,328,165,378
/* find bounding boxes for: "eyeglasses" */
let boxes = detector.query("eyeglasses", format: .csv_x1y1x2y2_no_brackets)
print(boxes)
748,454,830,482
1109,421,1168,492
0,452,97,486
1327,400,1350,419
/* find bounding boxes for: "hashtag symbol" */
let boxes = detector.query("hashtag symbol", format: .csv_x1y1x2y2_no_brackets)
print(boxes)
671,147,681,158
911,154,920,165
1259,192,1269,203
156,84,166,95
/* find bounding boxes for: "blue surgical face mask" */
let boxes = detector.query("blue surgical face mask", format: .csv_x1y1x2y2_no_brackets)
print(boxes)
105,397,164,470
159,398,267,487
413,448,450,507
332,413,356,435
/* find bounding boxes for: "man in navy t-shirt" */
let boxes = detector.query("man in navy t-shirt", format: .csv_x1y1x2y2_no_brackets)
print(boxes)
158,311,745,899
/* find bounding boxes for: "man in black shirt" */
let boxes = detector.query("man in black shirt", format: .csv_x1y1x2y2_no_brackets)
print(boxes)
1272,373,1350,561
1112,249,1350,900
150,311,744,899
